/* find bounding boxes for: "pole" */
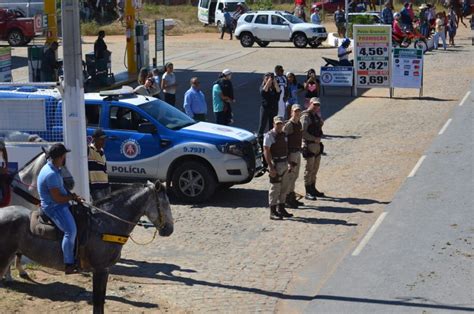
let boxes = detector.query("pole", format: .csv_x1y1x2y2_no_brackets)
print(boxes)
44,0,58,44
125,0,137,74
344,0,349,38
61,0,90,202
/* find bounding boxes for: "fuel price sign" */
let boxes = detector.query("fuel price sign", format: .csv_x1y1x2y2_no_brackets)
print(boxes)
354,25,392,91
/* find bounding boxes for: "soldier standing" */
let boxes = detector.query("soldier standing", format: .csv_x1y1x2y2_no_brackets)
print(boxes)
263,116,294,220
284,104,305,208
301,97,325,200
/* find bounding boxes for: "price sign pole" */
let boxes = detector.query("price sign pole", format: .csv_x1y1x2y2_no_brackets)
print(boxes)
353,25,392,97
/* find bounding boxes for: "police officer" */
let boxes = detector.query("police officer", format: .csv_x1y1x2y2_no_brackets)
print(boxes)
88,128,110,201
263,116,293,220
301,97,325,200
284,104,305,208
40,41,61,82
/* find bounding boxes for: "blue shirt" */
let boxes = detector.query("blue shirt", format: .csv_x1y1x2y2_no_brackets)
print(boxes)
37,161,68,211
183,86,208,118
224,11,233,26
212,83,224,113
381,7,393,25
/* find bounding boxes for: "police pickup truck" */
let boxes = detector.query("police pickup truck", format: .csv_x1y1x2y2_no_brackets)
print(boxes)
0,86,263,203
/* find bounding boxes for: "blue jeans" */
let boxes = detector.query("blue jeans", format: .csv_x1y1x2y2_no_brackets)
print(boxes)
43,204,77,264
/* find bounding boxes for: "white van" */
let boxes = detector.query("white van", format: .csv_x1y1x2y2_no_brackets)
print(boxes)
0,0,43,17
198,0,245,31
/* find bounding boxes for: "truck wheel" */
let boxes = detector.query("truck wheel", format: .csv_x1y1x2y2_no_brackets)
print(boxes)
293,33,308,48
171,161,217,203
7,29,25,46
240,32,255,47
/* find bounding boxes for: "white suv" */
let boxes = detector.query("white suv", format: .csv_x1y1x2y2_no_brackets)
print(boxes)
234,11,328,48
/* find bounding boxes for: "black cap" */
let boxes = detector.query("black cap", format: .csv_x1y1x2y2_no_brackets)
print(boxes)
48,143,71,159
92,128,107,139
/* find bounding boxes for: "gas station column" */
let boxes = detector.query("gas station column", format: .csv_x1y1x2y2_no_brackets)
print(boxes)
44,0,58,44
125,0,137,74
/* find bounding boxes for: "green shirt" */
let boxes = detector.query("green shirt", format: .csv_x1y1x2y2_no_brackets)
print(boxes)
212,83,224,113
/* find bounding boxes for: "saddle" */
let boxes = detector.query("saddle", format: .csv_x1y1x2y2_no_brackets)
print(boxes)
30,205,91,268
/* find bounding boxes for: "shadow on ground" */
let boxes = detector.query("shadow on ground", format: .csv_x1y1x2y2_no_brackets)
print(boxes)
1,276,157,309
110,259,474,312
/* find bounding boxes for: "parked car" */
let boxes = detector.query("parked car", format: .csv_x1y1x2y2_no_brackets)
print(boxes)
313,0,345,13
234,11,328,48
0,8,39,46
1,86,264,203
0,0,44,17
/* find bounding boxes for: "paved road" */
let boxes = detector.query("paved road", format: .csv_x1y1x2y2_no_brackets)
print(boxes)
299,90,474,313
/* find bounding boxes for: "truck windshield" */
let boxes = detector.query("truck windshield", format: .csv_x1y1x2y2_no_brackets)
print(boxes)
282,14,304,24
139,99,196,130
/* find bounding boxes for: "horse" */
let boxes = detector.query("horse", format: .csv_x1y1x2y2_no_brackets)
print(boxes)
2,150,75,281
0,180,173,314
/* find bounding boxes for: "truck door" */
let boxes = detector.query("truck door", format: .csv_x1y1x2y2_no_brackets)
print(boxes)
198,0,211,24
103,104,164,180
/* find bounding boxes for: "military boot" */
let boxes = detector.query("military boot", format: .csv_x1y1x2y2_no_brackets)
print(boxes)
305,185,317,200
292,192,305,206
285,192,299,209
278,203,293,218
313,184,326,197
270,205,283,220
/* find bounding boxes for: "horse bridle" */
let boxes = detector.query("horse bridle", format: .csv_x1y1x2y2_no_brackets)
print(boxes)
83,185,166,230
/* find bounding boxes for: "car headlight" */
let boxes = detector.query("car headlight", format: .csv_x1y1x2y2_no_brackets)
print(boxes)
216,143,244,157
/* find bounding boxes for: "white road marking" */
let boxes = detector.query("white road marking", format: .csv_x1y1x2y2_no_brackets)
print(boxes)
408,155,426,178
459,91,471,106
438,118,452,135
352,212,388,256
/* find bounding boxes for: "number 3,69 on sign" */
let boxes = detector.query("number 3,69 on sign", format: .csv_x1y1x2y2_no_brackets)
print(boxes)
358,75,387,85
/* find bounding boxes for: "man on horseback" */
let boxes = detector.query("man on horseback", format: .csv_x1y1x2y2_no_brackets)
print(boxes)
37,143,83,274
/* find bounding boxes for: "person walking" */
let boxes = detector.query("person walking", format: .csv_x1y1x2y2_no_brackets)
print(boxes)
275,65,288,118
434,12,447,50
258,72,281,149
301,97,325,200
284,104,305,209
40,41,61,82
161,62,177,106
447,6,459,46
37,144,83,274
334,6,346,38
183,77,208,122
381,1,393,25
220,7,234,40
88,128,110,202
263,116,293,220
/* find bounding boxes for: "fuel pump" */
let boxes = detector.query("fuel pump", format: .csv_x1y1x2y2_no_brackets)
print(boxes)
135,23,149,71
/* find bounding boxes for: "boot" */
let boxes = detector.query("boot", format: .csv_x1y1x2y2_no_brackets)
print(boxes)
313,184,325,197
305,185,317,200
285,192,299,209
270,205,283,220
292,192,305,206
278,203,293,218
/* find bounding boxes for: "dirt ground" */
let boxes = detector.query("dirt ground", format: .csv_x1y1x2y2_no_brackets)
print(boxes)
1,24,473,313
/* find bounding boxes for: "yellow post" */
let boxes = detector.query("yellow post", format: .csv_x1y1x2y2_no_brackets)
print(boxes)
125,0,137,74
44,0,58,44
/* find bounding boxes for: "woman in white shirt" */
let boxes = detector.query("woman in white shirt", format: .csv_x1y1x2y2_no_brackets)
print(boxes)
161,62,178,106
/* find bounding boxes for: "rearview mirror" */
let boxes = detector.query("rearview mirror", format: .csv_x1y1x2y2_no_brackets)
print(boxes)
138,122,157,134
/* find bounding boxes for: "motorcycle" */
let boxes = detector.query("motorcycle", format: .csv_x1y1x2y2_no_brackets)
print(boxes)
392,24,429,53
322,57,353,67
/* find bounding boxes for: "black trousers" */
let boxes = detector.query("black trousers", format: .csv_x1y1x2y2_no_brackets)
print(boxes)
258,106,277,136
220,24,233,39
164,93,176,106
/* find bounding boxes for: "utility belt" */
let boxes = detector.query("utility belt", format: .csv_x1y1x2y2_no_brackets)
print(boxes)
302,142,325,159
288,147,301,153
272,156,287,163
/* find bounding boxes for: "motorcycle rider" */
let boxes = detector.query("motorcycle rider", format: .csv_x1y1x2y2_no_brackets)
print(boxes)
392,12,406,42
337,38,352,66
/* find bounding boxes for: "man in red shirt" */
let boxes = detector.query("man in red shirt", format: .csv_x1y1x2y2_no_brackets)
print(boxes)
294,0,307,21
